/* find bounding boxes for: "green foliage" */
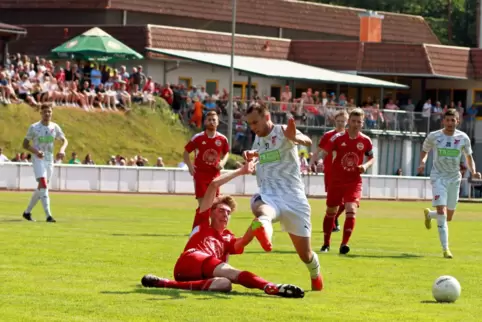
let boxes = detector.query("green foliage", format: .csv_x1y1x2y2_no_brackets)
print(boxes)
309,0,478,47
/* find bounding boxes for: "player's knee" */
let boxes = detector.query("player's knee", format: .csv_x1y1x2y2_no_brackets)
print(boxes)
345,203,357,214
326,207,338,216
436,206,446,215
208,277,232,292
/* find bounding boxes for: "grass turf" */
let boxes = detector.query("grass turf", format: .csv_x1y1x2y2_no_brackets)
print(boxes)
0,192,481,321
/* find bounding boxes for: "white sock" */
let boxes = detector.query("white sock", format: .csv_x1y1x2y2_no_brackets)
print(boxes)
25,189,40,214
428,210,438,220
436,214,449,251
306,252,321,278
257,215,273,241
39,188,52,218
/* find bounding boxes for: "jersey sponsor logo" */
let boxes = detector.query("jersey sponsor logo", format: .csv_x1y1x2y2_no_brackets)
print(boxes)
446,142,451,147
357,142,364,150
434,195,440,200
437,148,460,157
340,152,359,171
202,149,219,165
259,150,281,164
215,139,222,147
38,136,54,144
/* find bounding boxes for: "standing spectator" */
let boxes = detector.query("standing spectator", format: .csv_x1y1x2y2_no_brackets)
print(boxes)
466,105,479,138
0,148,9,163
421,99,432,132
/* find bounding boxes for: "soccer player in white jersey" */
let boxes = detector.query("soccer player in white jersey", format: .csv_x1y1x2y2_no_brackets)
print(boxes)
418,109,481,258
243,102,323,291
22,104,68,222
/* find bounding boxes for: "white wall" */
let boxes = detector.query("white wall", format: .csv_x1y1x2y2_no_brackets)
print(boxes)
0,163,435,200
119,59,285,98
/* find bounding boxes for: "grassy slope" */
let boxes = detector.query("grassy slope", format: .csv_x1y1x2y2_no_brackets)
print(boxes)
0,104,192,166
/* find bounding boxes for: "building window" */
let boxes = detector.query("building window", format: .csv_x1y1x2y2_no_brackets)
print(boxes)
233,82,257,100
205,80,218,95
179,77,192,88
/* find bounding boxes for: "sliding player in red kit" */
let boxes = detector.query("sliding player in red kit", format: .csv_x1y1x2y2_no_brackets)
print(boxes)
318,108,376,254
141,161,305,298
184,111,230,228
312,110,348,233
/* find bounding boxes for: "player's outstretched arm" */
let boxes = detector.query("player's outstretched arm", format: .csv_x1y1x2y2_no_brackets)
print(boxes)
282,118,312,147
199,161,256,213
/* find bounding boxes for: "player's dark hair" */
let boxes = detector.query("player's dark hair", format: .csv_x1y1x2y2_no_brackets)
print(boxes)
40,103,53,111
212,195,237,213
335,110,349,119
349,108,365,119
443,108,459,120
206,111,218,118
246,102,269,115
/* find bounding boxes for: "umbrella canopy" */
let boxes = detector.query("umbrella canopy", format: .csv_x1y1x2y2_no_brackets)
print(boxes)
51,27,143,62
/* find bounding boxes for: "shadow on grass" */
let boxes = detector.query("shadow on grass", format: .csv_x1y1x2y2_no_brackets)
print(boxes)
420,300,448,304
345,253,423,259
101,286,269,300
0,219,23,223
111,233,190,238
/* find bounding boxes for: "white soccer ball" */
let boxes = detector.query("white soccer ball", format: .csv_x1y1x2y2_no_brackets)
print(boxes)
432,275,461,303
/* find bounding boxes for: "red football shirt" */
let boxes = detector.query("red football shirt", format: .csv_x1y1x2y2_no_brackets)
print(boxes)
184,131,229,175
318,130,344,184
184,209,244,262
323,131,373,186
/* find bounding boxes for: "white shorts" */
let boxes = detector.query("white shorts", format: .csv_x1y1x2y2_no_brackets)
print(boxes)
250,192,311,237
431,178,460,210
32,159,54,182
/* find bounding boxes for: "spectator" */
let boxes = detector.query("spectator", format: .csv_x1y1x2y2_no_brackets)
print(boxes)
83,154,95,165
68,152,81,164
466,104,479,138
54,152,64,164
0,148,9,163
156,157,165,167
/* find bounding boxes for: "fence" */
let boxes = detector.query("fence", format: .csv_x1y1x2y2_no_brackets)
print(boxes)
0,162,436,200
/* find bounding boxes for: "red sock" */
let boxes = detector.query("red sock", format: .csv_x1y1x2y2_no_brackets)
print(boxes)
323,213,336,245
164,279,214,291
191,207,201,229
237,271,270,290
342,214,356,245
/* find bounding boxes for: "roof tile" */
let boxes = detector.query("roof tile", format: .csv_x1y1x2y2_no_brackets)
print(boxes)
425,45,472,79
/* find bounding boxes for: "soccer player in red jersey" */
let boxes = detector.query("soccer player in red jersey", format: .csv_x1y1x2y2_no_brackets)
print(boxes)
141,161,305,298
312,110,348,233
184,111,230,228
318,108,375,254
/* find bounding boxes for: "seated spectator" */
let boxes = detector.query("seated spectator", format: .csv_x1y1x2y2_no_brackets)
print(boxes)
156,157,165,167
83,153,95,165
17,74,39,107
54,153,64,164
117,82,132,110
69,152,81,164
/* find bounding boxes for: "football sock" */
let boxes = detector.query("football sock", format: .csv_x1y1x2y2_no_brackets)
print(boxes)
164,279,214,291
342,214,356,245
257,215,273,239
436,214,449,251
305,252,321,278
25,189,40,213
323,212,336,245
237,271,270,290
191,207,201,229
39,188,52,218
428,210,437,220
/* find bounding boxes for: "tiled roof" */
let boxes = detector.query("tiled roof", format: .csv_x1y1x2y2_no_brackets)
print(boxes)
7,25,149,57
148,26,291,59
288,40,476,79
424,45,472,79
0,0,440,44
470,49,482,79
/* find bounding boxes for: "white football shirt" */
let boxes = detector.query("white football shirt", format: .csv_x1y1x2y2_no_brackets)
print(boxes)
422,129,472,181
252,125,305,195
25,121,65,162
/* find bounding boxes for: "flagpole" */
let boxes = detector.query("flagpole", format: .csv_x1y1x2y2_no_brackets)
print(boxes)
227,0,237,151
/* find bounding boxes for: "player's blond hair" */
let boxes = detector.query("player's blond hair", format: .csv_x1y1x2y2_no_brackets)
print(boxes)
349,108,365,119
212,195,237,212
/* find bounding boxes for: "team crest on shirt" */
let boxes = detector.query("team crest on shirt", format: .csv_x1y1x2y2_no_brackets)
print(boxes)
215,139,222,147
271,136,277,145
434,195,440,201
357,142,364,150
341,152,359,171
203,149,218,165
454,139,460,145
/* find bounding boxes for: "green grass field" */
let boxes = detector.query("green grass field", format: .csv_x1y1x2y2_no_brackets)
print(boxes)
0,192,481,322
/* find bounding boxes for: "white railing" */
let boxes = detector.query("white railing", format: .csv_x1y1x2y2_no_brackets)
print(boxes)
0,162,436,200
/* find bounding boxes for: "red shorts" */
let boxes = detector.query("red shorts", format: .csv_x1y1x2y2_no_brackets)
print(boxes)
324,174,331,193
194,172,220,199
326,183,362,208
173,249,223,281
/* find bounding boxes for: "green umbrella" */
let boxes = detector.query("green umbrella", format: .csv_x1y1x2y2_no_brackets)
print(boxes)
51,27,143,61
